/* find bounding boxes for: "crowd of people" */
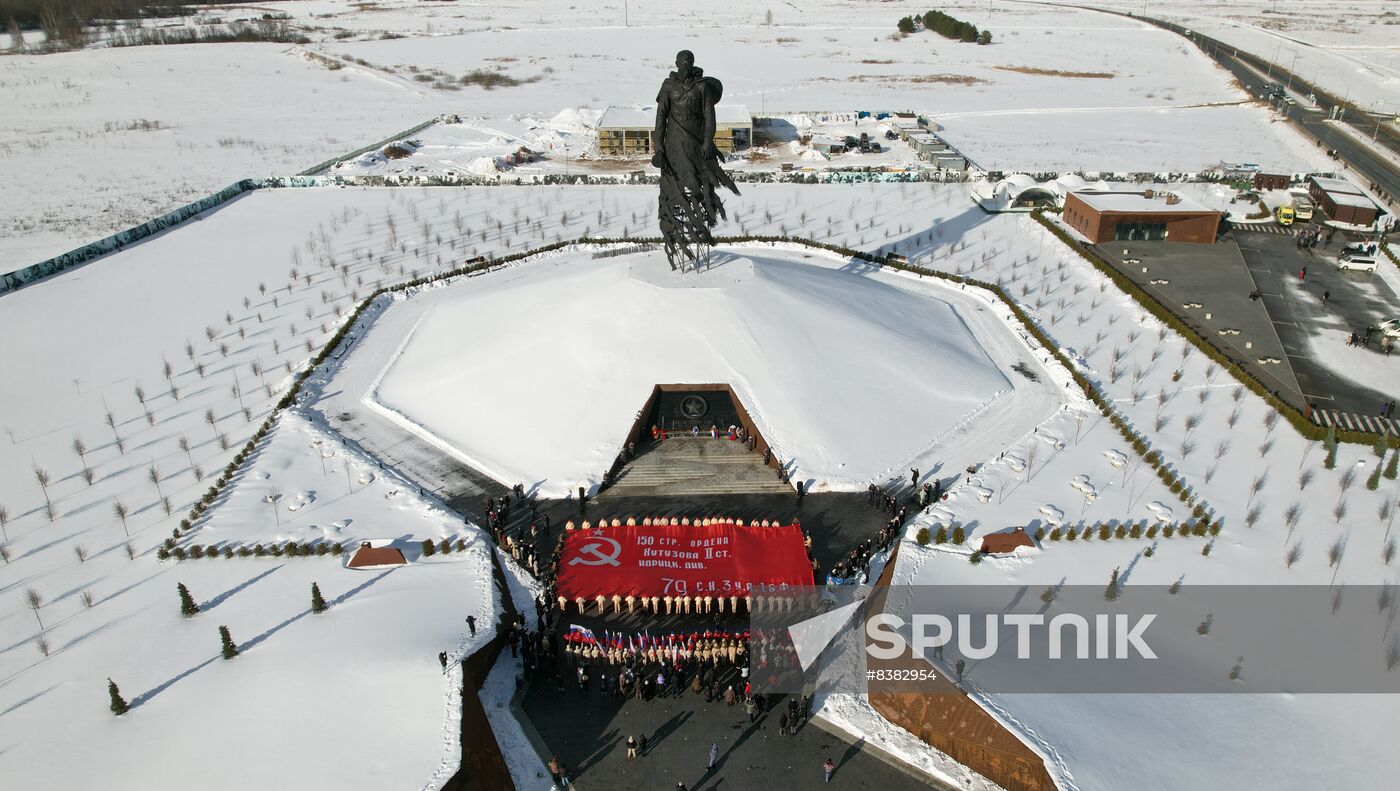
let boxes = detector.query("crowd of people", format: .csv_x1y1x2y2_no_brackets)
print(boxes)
539,621,820,788
469,452,931,787
483,490,549,576
1293,227,1327,249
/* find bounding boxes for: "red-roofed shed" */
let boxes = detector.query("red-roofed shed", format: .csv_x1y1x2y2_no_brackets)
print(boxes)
348,542,407,569
980,527,1035,555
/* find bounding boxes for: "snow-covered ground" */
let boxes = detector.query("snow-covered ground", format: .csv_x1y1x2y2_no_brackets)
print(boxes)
3,0,1371,268
334,243,1065,497
5,1,1400,784
1128,0,1400,110
873,206,1400,790
325,110,942,181
0,42,447,268
5,180,1397,790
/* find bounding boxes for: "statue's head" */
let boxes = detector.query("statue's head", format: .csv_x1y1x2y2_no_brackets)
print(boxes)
675,50,695,72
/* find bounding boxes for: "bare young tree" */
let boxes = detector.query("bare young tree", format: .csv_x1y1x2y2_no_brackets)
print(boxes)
1214,440,1231,460
105,409,123,453
148,464,163,499
1245,504,1262,528
74,544,88,563
1334,500,1348,524
1285,543,1303,568
1329,537,1348,568
178,435,192,467
32,464,51,506
24,587,43,629
1284,502,1303,541
1298,470,1314,490
113,500,129,535
1248,473,1267,507
71,435,87,465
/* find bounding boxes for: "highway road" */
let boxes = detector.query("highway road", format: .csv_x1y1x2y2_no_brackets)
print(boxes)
1050,4,1400,212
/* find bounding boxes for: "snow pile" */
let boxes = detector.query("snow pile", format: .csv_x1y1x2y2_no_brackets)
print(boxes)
799,148,829,162
549,106,603,133
467,156,504,175
359,246,1049,496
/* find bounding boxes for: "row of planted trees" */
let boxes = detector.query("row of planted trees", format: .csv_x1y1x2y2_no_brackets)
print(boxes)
108,581,329,715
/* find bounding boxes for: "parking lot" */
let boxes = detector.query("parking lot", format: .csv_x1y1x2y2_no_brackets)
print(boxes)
1235,226,1400,420
1094,223,1400,429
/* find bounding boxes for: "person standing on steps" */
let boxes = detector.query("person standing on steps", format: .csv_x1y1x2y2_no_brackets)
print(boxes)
465,615,477,636
910,467,919,488
438,651,447,670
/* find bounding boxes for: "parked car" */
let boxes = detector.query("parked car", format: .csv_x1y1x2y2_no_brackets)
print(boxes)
1338,255,1378,273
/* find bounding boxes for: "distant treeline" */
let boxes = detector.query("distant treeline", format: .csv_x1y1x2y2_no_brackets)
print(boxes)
2,2,274,48
897,10,992,45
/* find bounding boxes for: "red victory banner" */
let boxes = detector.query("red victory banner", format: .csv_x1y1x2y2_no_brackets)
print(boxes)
557,521,813,600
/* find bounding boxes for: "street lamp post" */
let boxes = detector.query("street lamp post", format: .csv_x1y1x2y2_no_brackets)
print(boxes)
1285,51,1299,91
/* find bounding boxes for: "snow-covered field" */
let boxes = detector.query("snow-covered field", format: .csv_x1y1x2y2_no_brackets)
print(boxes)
0,42,440,267
1,0,1364,269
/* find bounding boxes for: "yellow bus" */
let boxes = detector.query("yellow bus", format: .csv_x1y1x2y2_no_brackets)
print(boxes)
1276,205,1295,226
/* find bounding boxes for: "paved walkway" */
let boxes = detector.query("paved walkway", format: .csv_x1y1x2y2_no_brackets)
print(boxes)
524,680,924,790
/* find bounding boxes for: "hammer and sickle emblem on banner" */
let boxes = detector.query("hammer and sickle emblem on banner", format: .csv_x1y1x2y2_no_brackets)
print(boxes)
569,536,622,567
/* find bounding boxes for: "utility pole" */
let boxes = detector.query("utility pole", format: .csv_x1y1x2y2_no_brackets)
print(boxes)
624,0,628,28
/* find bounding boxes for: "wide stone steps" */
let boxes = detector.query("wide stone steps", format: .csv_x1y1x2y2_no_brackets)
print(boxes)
602,438,793,496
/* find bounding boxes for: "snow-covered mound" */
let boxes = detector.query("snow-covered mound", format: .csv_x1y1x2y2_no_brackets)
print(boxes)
367,248,1017,495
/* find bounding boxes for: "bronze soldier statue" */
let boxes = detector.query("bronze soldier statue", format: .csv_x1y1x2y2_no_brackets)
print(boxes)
652,50,740,270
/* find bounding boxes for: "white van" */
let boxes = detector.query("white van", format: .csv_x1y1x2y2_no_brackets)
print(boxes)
1337,254,1378,272
1292,196,1314,221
